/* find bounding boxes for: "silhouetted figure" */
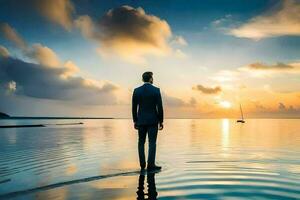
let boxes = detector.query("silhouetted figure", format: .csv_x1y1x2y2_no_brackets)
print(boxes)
136,173,158,200
132,72,164,171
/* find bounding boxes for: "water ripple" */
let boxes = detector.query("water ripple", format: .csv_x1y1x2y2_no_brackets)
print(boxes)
1,119,300,199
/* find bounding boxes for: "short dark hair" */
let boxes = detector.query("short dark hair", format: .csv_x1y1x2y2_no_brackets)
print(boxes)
142,71,153,82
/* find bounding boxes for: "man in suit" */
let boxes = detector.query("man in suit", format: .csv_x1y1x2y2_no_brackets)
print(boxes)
132,71,164,171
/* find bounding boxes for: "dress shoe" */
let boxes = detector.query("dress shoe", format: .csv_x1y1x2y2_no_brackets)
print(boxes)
147,165,162,171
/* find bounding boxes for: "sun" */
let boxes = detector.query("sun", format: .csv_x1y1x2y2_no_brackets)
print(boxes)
219,101,232,109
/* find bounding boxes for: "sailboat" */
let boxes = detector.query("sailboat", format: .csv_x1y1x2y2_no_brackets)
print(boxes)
237,104,245,123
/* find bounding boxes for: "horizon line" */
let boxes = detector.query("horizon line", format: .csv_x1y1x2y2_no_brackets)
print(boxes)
1,116,300,120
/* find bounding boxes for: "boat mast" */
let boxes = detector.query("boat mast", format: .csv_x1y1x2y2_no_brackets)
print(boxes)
240,104,244,120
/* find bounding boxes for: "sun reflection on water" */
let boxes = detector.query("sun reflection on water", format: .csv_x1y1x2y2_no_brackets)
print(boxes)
221,119,230,156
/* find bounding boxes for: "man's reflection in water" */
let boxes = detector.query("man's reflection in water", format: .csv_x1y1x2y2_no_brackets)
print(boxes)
136,172,158,200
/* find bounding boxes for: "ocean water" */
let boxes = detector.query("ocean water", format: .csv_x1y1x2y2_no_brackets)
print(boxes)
0,119,300,200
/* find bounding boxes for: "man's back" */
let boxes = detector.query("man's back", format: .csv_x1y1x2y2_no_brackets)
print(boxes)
132,71,163,170
132,83,163,125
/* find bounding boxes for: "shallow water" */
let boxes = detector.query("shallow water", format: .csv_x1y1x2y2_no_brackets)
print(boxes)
0,119,300,199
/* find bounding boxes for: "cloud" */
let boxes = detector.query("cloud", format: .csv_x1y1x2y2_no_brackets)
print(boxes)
74,15,97,39
240,62,300,74
163,95,185,107
174,49,187,59
252,101,267,111
210,70,240,82
0,23,27,49
63,60,80,77
0,24,119,105
247,62,294,70
6,80,17,94
34,0,75,30
250,101,300,117
212,14,233,26
0,24,61,67
0,45,10,57
193,84,222,94
161,92,196,107
75,6,174,63
0,56,118,104
229,0,300,39
189,97,197,106
277,102,300,114
278,102,286,110
208,60,300,84
27,43,62,67
171,36,187,46
1,23,64,68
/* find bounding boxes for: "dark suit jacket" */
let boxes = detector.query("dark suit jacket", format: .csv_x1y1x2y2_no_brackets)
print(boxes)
132,83,164,125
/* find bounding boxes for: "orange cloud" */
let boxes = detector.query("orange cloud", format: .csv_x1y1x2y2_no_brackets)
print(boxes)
28,44,62,67
229,0,300,40
75,6,177,64
193,84,222,94
63,60,80,77
35,0,75,30
248,62,294,70
1,23,68,69
0,23,27,49
240,62,300,74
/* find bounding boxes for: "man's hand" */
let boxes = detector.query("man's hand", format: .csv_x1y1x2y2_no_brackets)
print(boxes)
134,123,139,130
159,123,164,130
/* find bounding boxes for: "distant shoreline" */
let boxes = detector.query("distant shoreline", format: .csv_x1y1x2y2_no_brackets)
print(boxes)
0,124,45,128
0,122,85,128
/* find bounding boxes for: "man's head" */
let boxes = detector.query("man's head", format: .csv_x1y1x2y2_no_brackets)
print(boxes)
142,71,153,84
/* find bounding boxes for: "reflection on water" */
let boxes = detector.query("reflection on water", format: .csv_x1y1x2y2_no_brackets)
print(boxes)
0,119,300,199
221,119,230,154
137,172,158,200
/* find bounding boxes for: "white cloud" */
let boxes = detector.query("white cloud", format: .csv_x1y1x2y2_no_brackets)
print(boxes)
171,36,188,46
212,14,233,26
210,70,240,82
229,0,300,40
7,80,17,92
174,49,188,59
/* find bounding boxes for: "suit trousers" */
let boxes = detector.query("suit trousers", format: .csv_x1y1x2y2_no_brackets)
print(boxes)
138,124,158,167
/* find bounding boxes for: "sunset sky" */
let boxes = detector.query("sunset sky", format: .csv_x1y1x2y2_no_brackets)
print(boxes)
0,0,300,118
